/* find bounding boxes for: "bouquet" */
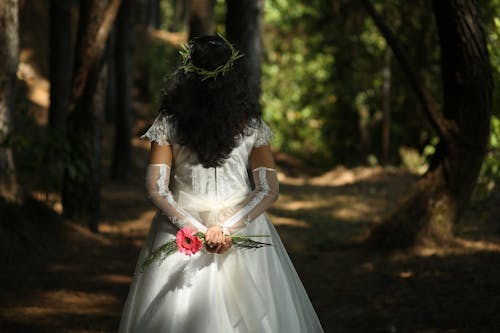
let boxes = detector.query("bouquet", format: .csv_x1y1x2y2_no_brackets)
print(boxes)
140,227,271,272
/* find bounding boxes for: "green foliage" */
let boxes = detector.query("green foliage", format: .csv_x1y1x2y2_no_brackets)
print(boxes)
262,0,440,166
476,1,500,195
477,115,500,196
262,0,336,165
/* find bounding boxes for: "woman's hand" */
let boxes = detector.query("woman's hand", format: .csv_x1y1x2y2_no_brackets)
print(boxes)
205,236,233,254
218,236,233,254
205,225,225,247
205,226,232,254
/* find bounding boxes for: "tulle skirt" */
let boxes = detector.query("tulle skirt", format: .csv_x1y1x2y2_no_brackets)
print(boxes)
118,213,324,333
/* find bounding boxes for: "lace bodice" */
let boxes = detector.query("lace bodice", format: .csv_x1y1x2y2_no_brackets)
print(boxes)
140,113,273,203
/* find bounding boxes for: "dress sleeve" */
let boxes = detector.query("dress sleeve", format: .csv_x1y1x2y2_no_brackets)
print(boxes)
145,164,208,232
219,167,279,234
140,113,174,146
253,120,274,147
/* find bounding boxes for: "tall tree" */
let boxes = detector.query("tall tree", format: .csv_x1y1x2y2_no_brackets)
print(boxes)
189,0,215,39
62,0,121,232
47,0,75,192
170,0,189,32
0,0,20,201
105,27,117,124
111,0,135,181
145,0,161,29
381,46,391,165
49,0,74,137
363,0,493,249
225,0,264,97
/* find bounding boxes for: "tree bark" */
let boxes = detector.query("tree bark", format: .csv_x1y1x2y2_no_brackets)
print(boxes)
225,0,264,108
111,0,134,181
0,0,20,201
368,0,493,249
62,0,121,232
46,0,75,193
381,46,391,165
145,0,161,29
189,0,215,39
69,0,121,111
49,0,74,136
105,27,116,124
170,0,189,32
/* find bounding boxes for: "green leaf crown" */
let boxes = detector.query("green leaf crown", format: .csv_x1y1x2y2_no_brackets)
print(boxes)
179,33,244,81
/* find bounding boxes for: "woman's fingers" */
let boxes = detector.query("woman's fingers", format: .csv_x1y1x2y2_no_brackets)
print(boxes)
217,237,232,254
206,236,232,254
205,226,225,247
215,244,224,253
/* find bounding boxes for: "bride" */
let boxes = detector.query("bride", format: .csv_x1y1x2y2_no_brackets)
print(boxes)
119,34,324,333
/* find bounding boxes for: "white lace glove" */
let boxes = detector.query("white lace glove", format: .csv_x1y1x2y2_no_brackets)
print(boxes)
145,164,208,232
220,167,279,234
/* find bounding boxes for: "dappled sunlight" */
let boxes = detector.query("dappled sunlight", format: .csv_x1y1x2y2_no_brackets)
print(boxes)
275,198,336,211
309,166,388,186
147,28,187,46
384,236,500,264
62,221,113,246
17,59,50,118
269,214,310,228
330,199,376,222
455,238,500,252
2,290,122,324
411,238,500,258
31,190,63,213
275,194,382,224
39,290,120,312
96,274,132,285
273,167,416,241
47,263,87,273
100,210,155,233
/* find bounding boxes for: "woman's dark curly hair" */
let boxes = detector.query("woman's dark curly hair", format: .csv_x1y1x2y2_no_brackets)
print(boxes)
159,35,261,168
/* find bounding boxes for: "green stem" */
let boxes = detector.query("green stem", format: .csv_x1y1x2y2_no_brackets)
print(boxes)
230,235,271,239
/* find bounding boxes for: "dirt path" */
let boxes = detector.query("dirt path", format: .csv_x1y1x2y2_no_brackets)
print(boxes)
1,166,500,333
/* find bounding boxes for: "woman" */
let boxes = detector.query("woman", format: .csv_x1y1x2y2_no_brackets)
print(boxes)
119,34,324,333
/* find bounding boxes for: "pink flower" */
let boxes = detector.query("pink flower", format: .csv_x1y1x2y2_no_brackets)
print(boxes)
176,227,203,256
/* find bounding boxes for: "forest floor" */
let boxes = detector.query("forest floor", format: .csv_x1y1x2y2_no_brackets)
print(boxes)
1,149,500,333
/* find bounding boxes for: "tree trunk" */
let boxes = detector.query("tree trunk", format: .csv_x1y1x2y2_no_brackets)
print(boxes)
49,0,74,136
145,0,161,29
368,0,493,249
62,0,121,232
357,104,370,162
105,27,116,124
225,0,264,107
189,0,215,39
0,0,20,202
381,46,391,165
69,0,121,111
170,0,189,32
46,0,74,193
111,0,134,181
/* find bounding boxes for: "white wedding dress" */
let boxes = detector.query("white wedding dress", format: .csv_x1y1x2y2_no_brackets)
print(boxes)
118,114,324,333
